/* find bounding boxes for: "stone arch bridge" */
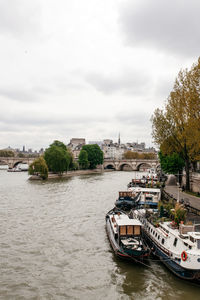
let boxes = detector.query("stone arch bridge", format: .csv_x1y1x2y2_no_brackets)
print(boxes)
103,159,160,171
0,157,35,169
0,157,160,171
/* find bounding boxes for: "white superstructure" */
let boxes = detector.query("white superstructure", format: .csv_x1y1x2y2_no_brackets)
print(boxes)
133,209,200,271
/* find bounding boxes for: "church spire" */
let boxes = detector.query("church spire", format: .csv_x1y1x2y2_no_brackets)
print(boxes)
118,132,121,145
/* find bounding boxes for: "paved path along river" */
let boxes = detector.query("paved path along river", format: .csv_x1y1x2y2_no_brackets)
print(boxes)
0,170,200,299
165,175,200,210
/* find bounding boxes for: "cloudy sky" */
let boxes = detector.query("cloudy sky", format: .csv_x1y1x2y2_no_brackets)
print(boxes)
0,0,199,150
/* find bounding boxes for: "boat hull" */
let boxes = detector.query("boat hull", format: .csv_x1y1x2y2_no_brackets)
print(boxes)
143,230,200,283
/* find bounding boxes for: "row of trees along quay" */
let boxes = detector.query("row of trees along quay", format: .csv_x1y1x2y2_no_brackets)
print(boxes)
151,57,200,191
28,140,104,180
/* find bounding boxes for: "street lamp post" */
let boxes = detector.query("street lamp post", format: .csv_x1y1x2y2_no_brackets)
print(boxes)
177,182,180,203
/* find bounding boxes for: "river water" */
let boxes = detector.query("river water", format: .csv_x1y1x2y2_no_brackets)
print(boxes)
0,170,199,300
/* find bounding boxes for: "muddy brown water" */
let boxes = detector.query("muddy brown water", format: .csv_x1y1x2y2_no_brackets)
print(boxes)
0,170,200,299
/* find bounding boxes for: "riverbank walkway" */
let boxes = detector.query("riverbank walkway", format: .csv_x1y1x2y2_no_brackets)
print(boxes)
164,175,200,210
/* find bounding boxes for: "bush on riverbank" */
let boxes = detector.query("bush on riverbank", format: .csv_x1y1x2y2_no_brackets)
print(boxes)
28,156,48,180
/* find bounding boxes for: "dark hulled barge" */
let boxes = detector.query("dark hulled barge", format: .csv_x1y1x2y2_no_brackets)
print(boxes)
106,208,150,261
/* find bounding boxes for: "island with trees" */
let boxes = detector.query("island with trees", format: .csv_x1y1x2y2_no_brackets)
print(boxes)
29,140,104,180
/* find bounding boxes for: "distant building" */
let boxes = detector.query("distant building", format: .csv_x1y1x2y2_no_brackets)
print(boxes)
69,138,86,150
103,139,113,146
39,148,44,154
68,138,86,159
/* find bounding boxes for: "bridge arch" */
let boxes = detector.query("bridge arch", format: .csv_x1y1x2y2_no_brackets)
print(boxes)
104,163,116,170
155,164,161,172
136,162,152,171
118,163,134,171
13,160,29,168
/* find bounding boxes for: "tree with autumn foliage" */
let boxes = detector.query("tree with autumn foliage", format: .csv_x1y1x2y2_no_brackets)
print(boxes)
151,58,200,191
124,151,156,159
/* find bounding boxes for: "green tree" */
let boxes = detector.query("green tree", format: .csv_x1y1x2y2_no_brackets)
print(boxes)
50,140,67,150
152,58,200,191
67,148,75,170
78,149,89,169
159,151,185,183
44,140,71,174
82,144,103,169
28,156,48,180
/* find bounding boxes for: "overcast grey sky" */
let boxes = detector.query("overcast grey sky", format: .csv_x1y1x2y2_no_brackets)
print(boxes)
0,0,199,150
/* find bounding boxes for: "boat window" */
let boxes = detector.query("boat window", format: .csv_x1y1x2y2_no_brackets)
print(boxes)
158,235,160,240
173,238,178,247
155,233,157,237
161,238,165,245
184,242,188,247
127,225,133,235
189,246,192,250
134,225,141,236
190,236,195,243
175,257,181,262
119,226,126,236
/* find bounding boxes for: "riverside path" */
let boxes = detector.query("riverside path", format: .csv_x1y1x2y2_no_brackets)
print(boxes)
165,175,200,210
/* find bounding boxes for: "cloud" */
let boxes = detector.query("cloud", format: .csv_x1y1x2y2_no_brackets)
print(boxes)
0,87,38,103
0,0,41,38
119,0,200,57
115,111,150,126
85,69,151,95
0,110,107,129
0,110,111,149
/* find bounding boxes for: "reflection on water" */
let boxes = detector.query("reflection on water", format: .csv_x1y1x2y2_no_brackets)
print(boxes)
0,170,200,299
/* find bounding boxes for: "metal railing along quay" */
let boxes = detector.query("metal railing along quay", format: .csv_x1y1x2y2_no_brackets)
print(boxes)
162,189,200,217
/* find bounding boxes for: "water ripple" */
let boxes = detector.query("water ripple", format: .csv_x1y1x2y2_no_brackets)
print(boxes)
0,171,200,299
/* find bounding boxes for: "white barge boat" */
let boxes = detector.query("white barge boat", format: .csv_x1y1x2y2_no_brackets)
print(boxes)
132,209,200,282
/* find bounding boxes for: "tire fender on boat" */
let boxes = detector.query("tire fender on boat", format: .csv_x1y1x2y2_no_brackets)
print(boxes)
181,251,187,261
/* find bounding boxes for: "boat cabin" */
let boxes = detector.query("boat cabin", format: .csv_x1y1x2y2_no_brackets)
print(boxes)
110,213,142,237
118,191,135,200
188,232,200,250
128,179,146,188
115,191,140,210
130,187,160,208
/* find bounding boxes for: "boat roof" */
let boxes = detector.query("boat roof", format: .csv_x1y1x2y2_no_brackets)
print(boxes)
114,214,142,226
186,232,200,239
131,187,160,193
